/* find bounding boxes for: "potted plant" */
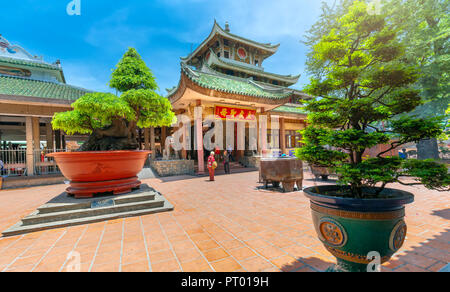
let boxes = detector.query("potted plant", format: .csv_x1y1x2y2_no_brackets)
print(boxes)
296,1,449,272
49,48,175,198
297,140,344,181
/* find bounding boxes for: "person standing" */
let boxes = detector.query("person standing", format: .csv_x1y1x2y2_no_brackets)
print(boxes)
223,150,230,174
227,144,234,162
207,151,216,181
399,149,407,160
0,159,4,176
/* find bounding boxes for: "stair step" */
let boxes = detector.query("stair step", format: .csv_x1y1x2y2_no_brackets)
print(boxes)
2,204,174,238
37,192,156,214
23,199,165,226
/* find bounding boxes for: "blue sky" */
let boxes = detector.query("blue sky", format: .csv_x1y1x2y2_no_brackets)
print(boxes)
2,0,334,95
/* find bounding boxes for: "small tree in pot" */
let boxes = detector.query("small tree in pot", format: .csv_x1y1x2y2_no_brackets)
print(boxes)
296,1,449,272
52,48,175,151
49,48,176,198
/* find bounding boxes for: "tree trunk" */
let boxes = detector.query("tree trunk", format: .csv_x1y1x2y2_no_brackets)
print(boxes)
417,138,440,160
79,119,139,151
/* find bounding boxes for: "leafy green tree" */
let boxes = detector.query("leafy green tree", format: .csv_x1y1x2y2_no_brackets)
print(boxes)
296,0,449,198
52,48,175,151
385,0,449,159
110,48,159,92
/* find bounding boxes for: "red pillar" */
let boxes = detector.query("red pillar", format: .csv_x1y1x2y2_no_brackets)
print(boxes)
195,100,205,174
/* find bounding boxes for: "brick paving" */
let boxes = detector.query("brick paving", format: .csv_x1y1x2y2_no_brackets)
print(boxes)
0,171,448,272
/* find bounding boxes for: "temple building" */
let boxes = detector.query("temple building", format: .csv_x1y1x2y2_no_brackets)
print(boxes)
0,35,89,176
166,21,309,174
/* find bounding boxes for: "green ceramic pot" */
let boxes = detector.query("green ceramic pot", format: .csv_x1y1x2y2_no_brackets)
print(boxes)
304,185,414,272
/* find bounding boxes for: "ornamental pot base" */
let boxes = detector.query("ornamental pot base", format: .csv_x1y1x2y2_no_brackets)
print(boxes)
47,151,150,199
67,177,142,199
304,185,414,272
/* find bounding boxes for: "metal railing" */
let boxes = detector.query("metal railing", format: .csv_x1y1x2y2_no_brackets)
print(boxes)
0,149,67,177
33,149,67,176
0,149,27,177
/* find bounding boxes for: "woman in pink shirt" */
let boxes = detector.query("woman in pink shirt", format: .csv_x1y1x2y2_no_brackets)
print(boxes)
207,151,216,181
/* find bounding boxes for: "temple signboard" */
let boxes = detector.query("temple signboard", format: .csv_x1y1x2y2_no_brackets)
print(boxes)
214,105,257,121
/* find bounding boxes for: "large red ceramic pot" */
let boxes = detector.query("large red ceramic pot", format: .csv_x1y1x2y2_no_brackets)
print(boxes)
47,151,150,199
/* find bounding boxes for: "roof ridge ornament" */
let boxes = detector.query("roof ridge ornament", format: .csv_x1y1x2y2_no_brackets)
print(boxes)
225,22,230,33
0,35,44,62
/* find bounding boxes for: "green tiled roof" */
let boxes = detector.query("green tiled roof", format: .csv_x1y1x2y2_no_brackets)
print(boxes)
207,50,300,86
180,64,292,100
0,76,89,101
0,56,62,71
271,105,307,115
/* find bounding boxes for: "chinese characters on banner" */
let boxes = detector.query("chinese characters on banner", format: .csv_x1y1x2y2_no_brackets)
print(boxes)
214,106,257,121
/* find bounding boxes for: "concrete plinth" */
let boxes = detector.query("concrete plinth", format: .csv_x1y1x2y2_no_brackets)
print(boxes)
2,184,174,237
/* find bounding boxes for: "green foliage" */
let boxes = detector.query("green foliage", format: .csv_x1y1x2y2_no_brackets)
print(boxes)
110,48,159,93
329,130,390,153
386,0,449,158
296,127,349,167
297,0,449,198
74,92,135,124
389,115,445,143
121,89,175,128
385,0,449,118
295,145,348,168
52,110,95,136
401,159,450,191
336,157,403,190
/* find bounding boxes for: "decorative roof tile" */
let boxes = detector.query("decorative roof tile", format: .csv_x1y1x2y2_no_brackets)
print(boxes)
0,56,62,71
180,64,293,100
0,75,89,101
271,104,307,115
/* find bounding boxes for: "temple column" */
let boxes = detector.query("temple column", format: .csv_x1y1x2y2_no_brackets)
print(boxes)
32,117,41,172
150,127,156,159
259,109,267,157
280,117,286,155
46,122,54,151
32,117,40,150
144,128,150,150
161,127,167,149
195,100,205,174
181,127,187,160
138,129,143,150
62,134,66,150
257,118,261,154
55,130,62,150
25,117,35,176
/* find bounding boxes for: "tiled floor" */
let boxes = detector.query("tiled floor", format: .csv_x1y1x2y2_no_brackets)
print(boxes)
0,171,448,272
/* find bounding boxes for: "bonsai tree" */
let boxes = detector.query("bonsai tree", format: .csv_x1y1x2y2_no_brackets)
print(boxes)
296,1,449,198
52,48,176,151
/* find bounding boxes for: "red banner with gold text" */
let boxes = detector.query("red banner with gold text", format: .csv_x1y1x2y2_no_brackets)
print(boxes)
214,106,257,121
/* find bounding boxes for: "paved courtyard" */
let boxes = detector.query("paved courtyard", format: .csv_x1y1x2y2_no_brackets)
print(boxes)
0,170,448,272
